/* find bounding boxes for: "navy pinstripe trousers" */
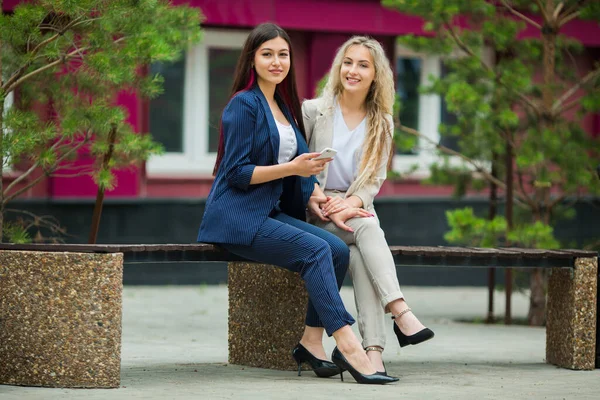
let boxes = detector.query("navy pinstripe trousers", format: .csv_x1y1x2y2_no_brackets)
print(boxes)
222,210,355,336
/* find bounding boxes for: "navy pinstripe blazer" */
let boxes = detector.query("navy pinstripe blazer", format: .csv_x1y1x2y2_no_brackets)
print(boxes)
197,85,317,246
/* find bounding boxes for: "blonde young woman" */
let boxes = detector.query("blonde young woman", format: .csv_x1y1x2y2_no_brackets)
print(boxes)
302,36,434,375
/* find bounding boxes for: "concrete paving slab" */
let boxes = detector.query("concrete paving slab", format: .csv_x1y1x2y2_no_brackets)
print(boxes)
1,286,598,400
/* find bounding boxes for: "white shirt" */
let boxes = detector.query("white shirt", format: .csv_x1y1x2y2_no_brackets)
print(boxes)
275,119,297,164
326,102,366,191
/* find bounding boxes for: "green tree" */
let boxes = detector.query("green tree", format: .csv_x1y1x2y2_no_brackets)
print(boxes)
383,0,600,325
0,0,202,242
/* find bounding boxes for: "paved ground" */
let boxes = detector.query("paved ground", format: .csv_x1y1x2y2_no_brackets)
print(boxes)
1,285,598,399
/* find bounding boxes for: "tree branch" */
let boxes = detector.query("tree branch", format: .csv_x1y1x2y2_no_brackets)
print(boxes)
5,46,90,93
553,2,565,20
50,171,95,178
552,66,600,113
4,32,128,94
3,137,90,203
4,209,68,242
559,11,580,26
3,136,69,194
560,97,583,114
3,16,85,91
533,0,551,22
516,170,534,206
499,0,542,29
558,0,592,26
399,124,532,205
548,193,567,210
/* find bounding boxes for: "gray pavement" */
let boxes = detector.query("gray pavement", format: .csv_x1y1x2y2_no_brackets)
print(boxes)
1,285,598,399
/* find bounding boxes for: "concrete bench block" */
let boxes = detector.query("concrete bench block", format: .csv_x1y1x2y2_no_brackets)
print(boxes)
228,262,308,370
0,250,123,388
546,257,597,370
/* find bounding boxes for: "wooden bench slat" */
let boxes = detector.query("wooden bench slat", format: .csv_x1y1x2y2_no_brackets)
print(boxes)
500,247,596,258
0,243,594,268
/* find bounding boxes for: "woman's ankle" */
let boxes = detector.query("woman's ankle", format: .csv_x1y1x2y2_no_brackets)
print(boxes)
332,326,364,354
365,348,385,371
388,298,409,316
300,326,325,345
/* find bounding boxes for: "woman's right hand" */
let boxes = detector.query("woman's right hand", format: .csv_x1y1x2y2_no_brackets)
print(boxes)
289,153,331,177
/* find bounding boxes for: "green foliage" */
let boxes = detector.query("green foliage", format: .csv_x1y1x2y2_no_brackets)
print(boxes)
384,0,600,234
507,221,560,249
315,73,328,97
426,160,485,198
445,207,507,247
2,209,68,244
3,221,32,244
0,0,202,203
445,207,560,249
580,1,600,20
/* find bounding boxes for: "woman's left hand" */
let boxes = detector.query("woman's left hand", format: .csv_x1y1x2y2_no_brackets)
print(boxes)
321,196,350,217
328,208,374,232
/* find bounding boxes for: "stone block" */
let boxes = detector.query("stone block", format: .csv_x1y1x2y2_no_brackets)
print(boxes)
0,250,123,388
228,262,308,370
546,257,597,370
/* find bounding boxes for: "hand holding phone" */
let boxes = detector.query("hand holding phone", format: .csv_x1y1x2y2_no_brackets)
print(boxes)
313,147,338,160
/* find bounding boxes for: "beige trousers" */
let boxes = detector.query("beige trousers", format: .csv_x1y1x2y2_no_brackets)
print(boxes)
313,192,404,349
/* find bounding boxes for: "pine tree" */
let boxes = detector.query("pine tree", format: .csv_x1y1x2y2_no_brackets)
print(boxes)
384,0,600,324
0,0,202,242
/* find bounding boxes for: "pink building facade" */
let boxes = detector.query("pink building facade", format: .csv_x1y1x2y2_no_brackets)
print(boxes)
4,0,600,200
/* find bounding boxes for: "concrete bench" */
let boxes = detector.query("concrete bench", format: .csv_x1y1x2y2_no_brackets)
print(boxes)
0,243,597,388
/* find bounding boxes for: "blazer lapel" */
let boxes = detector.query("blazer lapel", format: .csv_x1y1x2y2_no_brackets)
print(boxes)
313,102,335,187
252,86,280,163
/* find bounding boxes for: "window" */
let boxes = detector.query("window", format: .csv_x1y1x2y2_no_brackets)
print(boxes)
439,62,460,152
149,59,185,153
395,55,421,154
393,43,441,176
207,48,242,153
146,29,249,176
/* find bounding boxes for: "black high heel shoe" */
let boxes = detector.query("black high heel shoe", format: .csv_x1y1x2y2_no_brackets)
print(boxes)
392,307,435,347
331,347,398,384
292,343,341,378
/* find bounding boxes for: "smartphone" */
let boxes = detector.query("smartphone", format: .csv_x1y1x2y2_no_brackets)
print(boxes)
313,147,338,160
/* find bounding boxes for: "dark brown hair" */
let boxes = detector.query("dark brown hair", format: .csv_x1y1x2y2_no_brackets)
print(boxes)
213,22,306,175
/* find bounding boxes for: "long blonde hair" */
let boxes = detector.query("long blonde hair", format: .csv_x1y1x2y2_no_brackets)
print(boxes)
320,36,395,189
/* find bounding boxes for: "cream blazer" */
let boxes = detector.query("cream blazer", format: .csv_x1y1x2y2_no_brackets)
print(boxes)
302,98,394,211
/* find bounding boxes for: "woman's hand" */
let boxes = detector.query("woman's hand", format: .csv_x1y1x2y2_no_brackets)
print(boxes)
289,153,332,177
307,194,330,222
321,196,350,217
328,208,374,233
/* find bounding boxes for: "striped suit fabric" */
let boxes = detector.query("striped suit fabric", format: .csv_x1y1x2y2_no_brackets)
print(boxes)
197,84,355,335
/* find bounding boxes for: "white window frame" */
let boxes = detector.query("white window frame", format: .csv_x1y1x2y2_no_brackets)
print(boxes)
146,29,249,177
392,43,442,178
393,43,496,178
3,91,14,172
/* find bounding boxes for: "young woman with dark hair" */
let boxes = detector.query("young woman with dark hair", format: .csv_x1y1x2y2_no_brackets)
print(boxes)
197,23,396,385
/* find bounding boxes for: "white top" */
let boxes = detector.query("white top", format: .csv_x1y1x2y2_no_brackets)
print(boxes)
326,102,367,191
275,119,297,164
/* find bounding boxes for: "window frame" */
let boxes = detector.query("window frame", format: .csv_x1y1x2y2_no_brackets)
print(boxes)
3,91,14,172
146,29,249,177
392,43,442,178
393,43,495,178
